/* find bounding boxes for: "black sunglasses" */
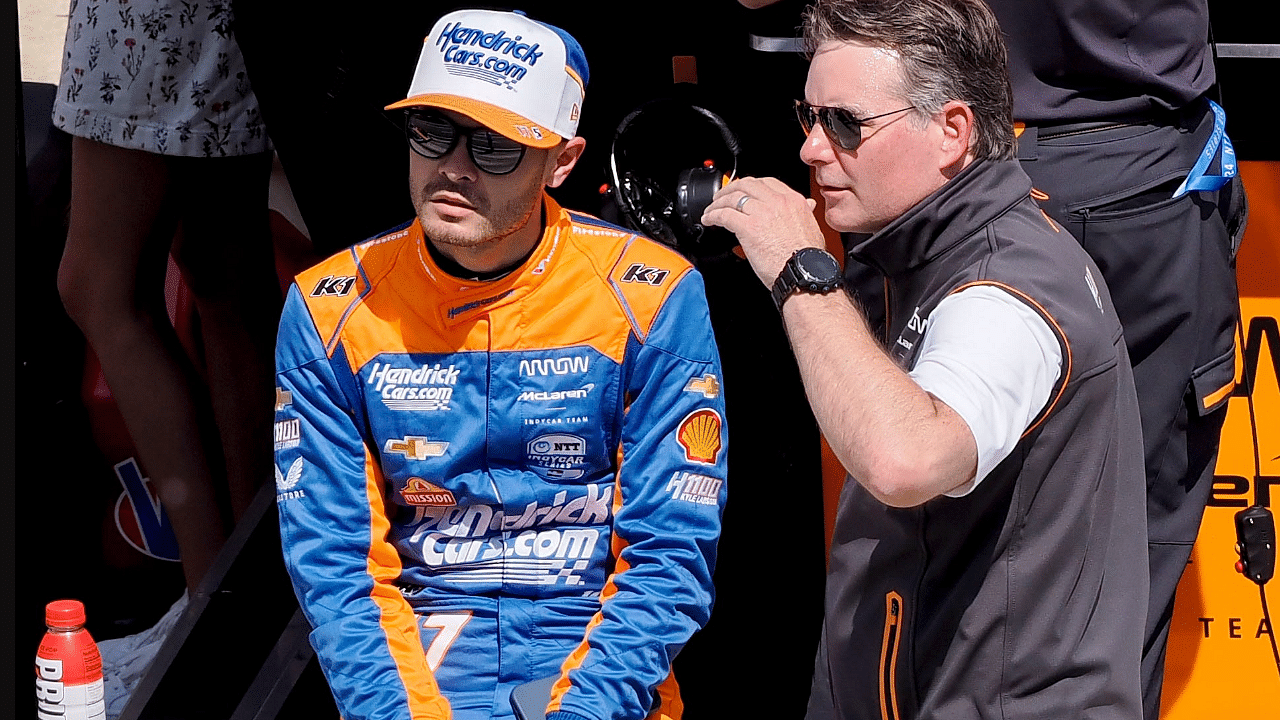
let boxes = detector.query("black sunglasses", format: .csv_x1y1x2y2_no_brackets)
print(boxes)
795,100,916,152
404,110,527,175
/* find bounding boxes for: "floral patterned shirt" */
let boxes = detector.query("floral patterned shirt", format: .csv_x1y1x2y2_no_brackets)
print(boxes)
51,0,270,157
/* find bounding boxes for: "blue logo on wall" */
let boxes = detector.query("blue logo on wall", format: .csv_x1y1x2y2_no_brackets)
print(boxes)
113,458,181,562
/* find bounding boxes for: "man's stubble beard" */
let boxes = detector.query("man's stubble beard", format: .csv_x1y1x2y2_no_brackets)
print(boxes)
414,171,544,250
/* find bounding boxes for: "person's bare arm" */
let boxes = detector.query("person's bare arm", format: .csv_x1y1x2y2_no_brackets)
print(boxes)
702,177,977,507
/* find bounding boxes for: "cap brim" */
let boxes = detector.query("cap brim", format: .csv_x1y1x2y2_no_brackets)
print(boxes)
385,94,563,149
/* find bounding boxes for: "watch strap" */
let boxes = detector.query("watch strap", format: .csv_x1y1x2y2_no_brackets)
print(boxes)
771,248,844,312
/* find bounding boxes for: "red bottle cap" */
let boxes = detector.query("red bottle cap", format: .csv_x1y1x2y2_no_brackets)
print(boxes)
46,599,87,627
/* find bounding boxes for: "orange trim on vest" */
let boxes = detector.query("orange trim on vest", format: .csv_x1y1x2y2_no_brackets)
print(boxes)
878,592,903,720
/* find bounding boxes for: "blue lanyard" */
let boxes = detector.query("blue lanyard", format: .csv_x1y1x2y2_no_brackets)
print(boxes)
1172,99,1236,199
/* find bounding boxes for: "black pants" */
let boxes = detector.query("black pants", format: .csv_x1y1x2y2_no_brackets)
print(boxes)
1017,100,1246,719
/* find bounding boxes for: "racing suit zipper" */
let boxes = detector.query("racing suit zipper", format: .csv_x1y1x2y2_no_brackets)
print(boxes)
879,591,903,720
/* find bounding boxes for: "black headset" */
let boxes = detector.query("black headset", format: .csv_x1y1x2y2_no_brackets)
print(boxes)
606,99,741,258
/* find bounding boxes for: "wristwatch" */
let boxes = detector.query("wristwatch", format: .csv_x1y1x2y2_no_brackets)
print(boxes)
770,247,845,312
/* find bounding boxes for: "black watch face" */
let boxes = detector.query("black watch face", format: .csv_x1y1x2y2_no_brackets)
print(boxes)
796,248,841,283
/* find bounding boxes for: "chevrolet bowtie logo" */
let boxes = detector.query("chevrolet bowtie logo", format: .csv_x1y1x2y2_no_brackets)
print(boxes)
683,374,721,399
275,387,293,411
384,437,449,460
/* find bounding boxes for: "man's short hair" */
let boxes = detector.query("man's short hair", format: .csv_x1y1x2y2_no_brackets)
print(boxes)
803,0,1016,162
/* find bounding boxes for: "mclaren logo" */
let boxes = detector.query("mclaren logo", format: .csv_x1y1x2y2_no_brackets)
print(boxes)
384,437,449,461
518,384,594,403
683,374,721,399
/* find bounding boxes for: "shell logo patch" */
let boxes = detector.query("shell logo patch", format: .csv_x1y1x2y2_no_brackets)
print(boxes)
677,409,723,465
401,477,457,507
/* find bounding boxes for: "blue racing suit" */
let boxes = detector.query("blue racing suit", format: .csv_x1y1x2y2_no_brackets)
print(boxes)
273,195,727,720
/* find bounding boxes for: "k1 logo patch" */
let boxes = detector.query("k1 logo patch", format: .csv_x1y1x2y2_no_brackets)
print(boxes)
620,263,670,286
310,275,357,297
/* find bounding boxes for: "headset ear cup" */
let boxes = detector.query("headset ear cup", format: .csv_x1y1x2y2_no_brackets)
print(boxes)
676,166,725,237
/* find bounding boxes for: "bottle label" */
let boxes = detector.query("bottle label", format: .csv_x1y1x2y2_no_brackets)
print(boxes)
37,630,107,720
35,675,107,720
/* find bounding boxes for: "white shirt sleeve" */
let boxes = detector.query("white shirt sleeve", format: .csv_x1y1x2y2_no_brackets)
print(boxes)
907,285,1063,497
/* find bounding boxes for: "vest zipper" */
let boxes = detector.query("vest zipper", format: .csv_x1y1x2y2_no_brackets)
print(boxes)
879,591,903,720
882,276,892,341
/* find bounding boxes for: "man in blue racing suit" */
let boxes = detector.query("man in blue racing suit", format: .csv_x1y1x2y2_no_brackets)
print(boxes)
272,9,728,720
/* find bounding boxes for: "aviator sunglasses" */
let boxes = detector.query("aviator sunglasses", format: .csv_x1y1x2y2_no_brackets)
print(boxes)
404,110,527,175
795,100,915,152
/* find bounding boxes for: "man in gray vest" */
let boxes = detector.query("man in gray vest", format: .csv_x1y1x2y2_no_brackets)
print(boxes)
703,0,1147,717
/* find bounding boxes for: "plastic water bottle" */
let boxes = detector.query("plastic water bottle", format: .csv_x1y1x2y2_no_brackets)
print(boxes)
35,599,107,720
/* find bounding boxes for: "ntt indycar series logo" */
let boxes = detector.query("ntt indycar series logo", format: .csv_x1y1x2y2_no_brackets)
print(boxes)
367,361,460,411
527,433,588,480
436,21,543,90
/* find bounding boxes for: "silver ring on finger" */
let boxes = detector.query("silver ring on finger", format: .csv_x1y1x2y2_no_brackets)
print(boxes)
736,195,750,212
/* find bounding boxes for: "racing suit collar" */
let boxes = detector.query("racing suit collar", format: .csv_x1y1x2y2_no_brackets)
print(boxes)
414,192,573,325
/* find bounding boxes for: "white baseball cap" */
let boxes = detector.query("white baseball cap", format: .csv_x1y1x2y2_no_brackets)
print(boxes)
386,9,589,149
